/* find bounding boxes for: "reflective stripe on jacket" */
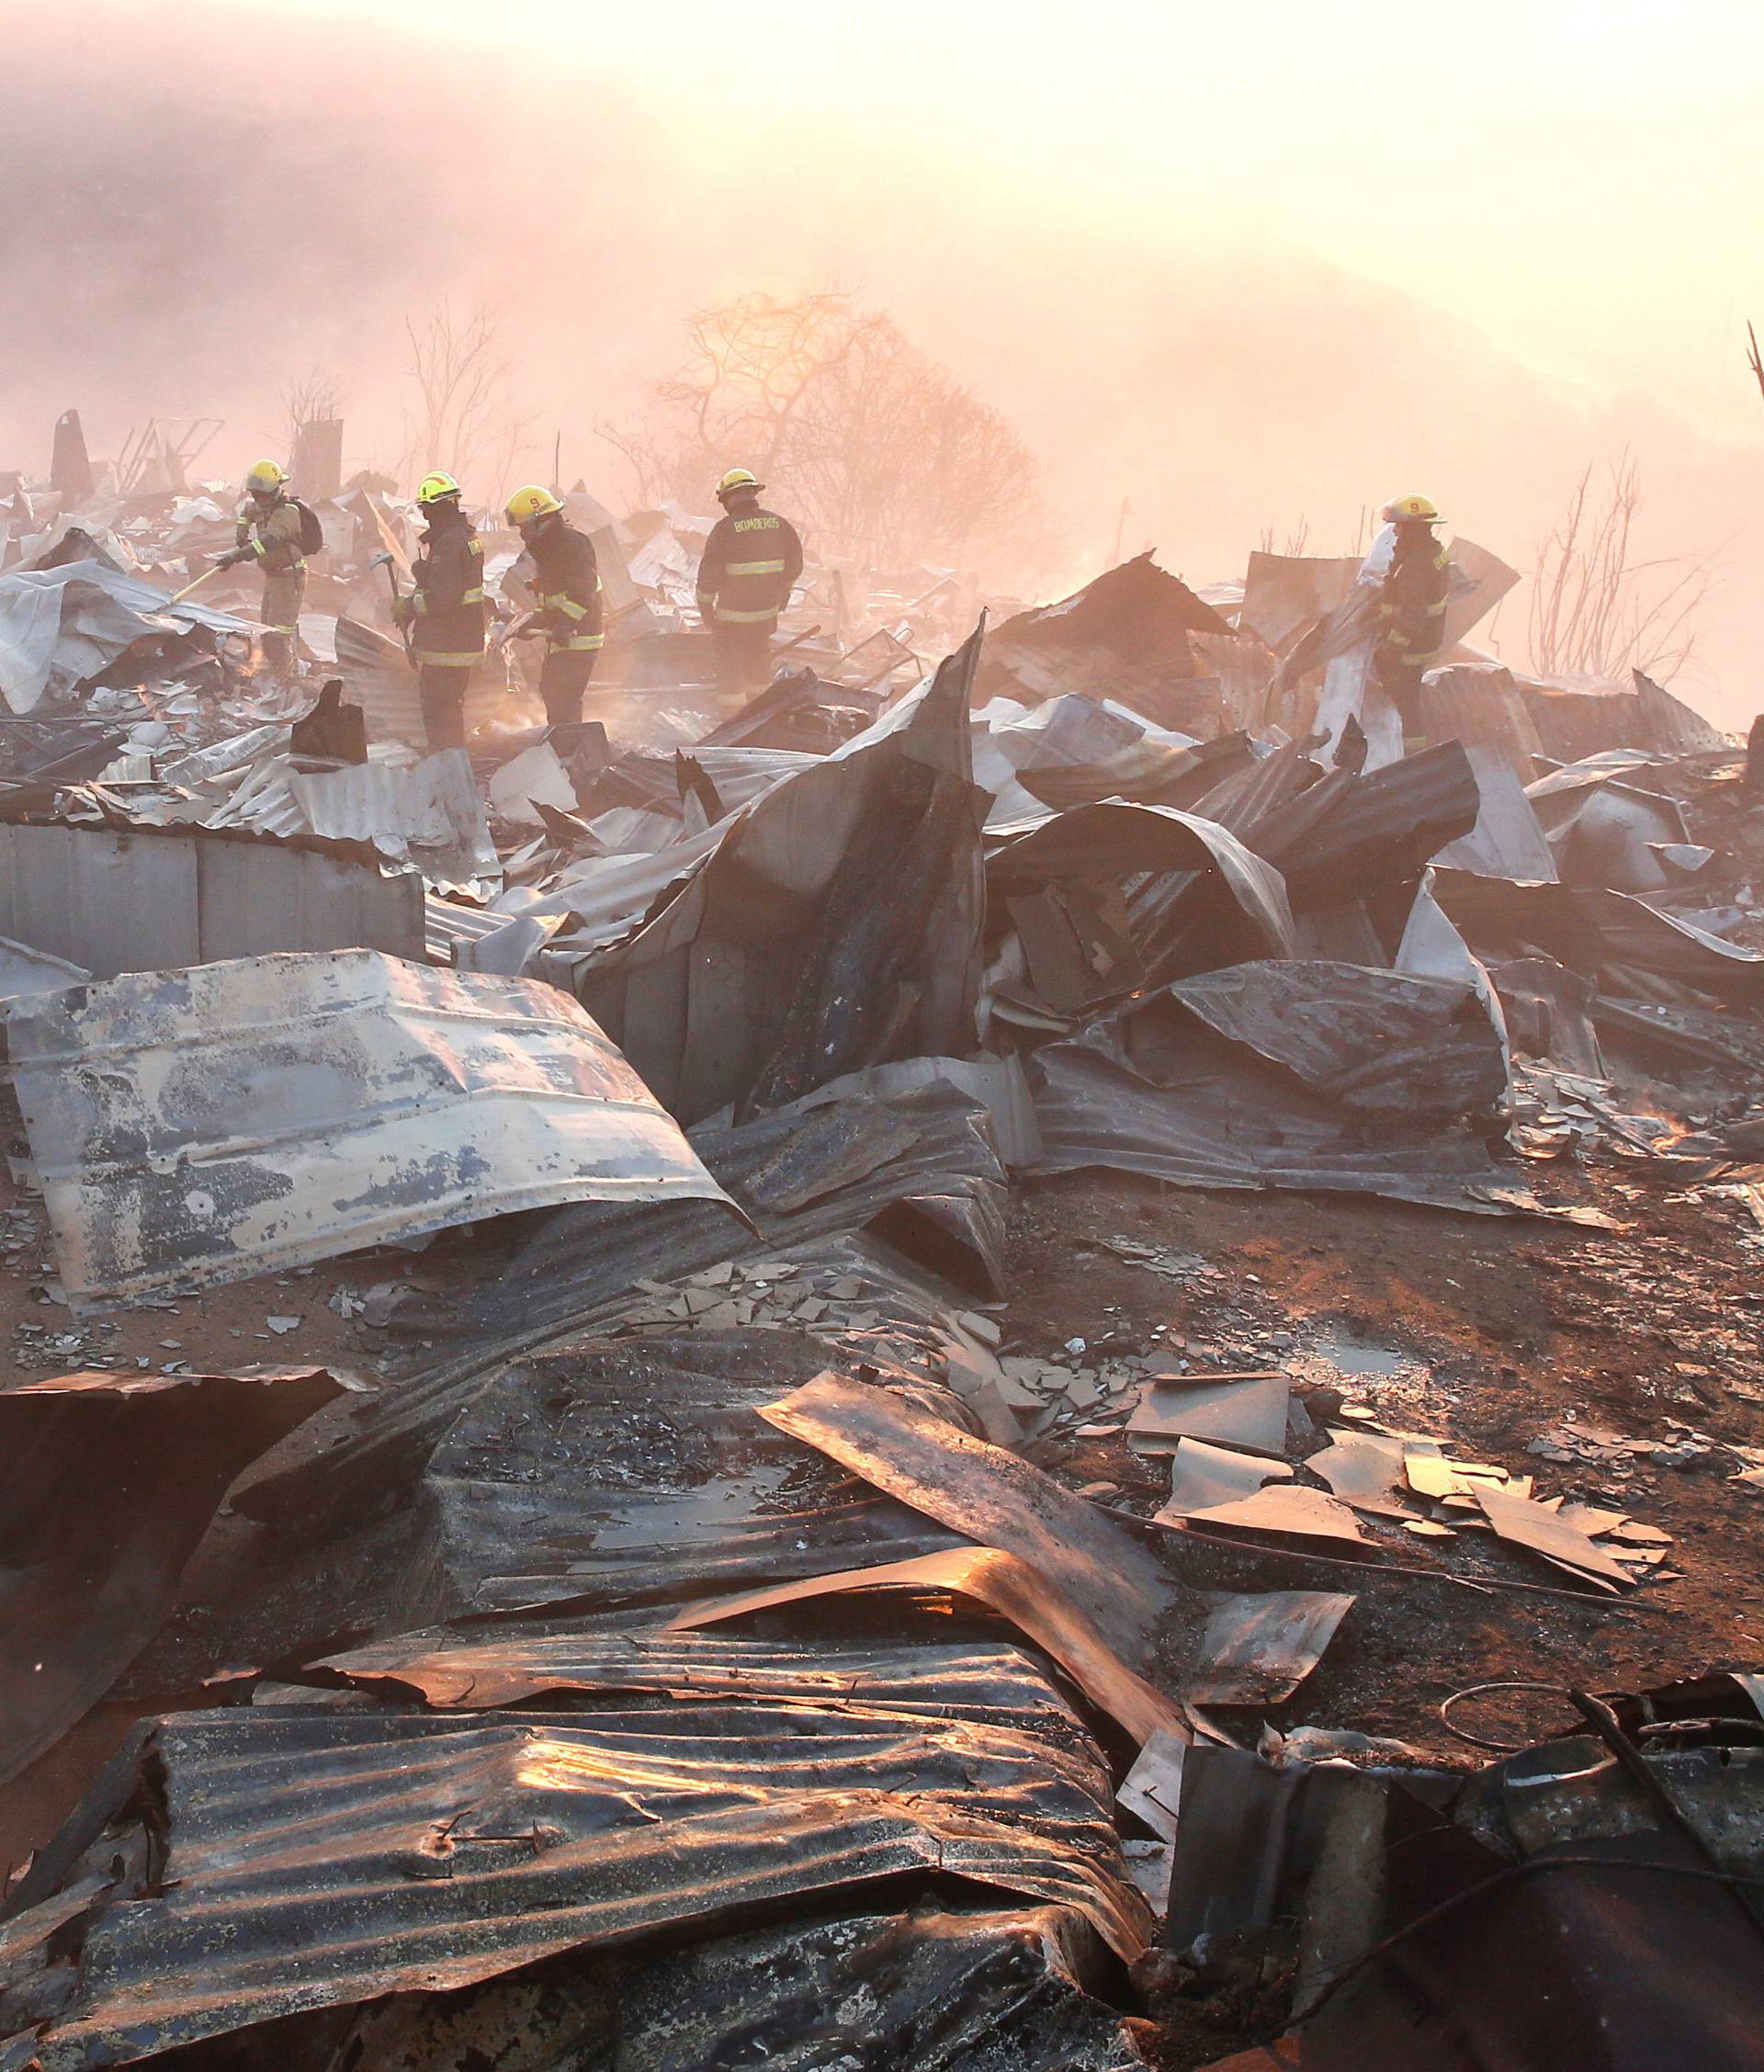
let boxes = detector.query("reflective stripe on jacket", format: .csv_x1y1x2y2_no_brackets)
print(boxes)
410,509,487,663
1378,534,1450,659
528,519,604,652
695,504,804,627
235,496,306,577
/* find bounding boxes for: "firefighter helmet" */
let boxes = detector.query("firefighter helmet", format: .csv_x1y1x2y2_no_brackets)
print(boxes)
416,470,462,506
245,459,288,495
1383,493,1442,526
504,484,564,527
716,467,763,500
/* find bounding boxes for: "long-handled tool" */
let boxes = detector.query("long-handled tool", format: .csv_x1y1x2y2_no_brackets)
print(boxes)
163,562,227,609
368,551,415,660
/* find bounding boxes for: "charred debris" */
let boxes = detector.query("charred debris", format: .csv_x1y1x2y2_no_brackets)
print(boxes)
0,436,1762,2068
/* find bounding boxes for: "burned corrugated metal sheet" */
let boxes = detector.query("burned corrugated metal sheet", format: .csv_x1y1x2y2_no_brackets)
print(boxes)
0,1674,1149,2065
226,1085,1009,1542
664,1545,1189,1746
1028,962,1534,1214
1431,869,1764,1010
1170,961,1510,1115
1514,664,1730,764
333,616,508,747
758,1369,1179,1670
420,1332,968,1621
989,800,1295,973
314,1628,1080,1719
1241,740,1482,910
8,949,741,1309
292,747,500,888
1239,550,1362,654
0,1364,347,1788
0,821,424,975
573,629,987,1126
266,1899,1150,2072
1416,662,1546,778
977,554,1231,735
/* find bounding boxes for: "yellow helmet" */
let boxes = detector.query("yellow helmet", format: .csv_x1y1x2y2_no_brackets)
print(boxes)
245,459,288,494
1383,492,1442,526
504,484,564,527
416,470,462,506
716,467,763,499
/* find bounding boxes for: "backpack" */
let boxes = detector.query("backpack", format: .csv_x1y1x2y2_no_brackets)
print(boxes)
291,499,326,556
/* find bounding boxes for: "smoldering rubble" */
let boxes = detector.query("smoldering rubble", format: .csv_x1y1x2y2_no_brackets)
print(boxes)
0,438,1761,2071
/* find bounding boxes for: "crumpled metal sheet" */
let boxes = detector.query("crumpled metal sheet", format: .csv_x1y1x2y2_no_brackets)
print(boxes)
417,1331,968,1622
574,628,987,1125
0,560,247,715
8,949,741,1309
1525,762,1691,892
1431,869,1764,1010
0,1364,348,1788
0,1680,1149,2064
1169,960,1510,1115
977,554,1231,735
225,1082,1010,1540
1028,961,1537,1214
1514,663,1731,764
758,1369,1178,1671
665,1545,1189,1746
313,1627,1076,1717
1241,740,1482,911
989,800,1295,973
291,746,500,889
220,1899,1151,2072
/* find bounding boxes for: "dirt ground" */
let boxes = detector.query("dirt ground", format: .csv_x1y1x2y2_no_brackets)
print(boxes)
1012,1166,1764,1751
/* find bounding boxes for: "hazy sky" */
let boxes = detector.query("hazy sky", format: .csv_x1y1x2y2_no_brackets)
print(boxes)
259,0,1764,438
8,0,1760,714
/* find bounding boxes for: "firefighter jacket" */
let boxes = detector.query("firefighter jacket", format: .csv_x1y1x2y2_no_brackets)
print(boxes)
1378,530,1450,662
409,506,487,665
233,495,306,577
527,520,604,653
695,504,804,626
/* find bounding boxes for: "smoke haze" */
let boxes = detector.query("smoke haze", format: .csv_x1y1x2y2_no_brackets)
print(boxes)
6,3,1760,719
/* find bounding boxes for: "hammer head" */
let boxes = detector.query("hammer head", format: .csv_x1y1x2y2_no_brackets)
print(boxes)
368,551,394,572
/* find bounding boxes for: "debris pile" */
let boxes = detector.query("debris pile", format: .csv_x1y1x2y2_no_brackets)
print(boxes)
0,467,1761,2067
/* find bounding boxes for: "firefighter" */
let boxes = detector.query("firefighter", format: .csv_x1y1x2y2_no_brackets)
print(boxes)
1374,493,1451,753
503,486,602,731
694,468,804,711
213,459,308,675
392,472,486,753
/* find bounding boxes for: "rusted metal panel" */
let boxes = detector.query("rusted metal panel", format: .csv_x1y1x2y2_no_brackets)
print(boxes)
8,949,741,1309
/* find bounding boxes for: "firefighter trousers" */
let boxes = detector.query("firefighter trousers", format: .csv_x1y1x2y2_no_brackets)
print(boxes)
539,648,596,730
260,569,307,675
417,662,472,753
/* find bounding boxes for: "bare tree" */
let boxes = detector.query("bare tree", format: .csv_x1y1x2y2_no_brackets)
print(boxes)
281,366,346,453
1256,519,1312,556
1747,321,1764,407
401,301,532,501
1526,454,1717,682
600,291,1052,579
